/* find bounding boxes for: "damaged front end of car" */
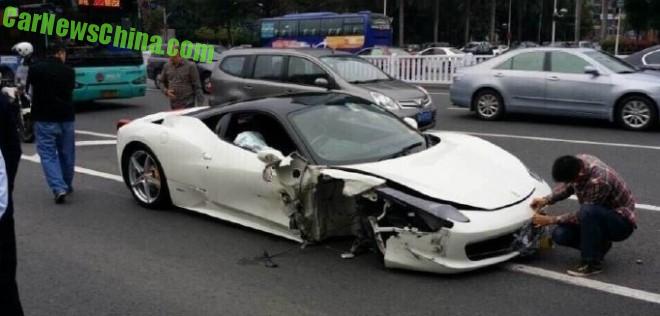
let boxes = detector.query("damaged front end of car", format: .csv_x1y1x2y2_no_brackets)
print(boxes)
259,150,550,274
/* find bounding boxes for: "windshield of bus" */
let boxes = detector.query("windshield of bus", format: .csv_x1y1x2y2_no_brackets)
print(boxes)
320,56,391,83
66,45,143,67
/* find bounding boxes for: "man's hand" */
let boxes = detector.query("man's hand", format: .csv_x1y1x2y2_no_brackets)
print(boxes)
530,197,549,211
165,89,176,100
532,213,557,227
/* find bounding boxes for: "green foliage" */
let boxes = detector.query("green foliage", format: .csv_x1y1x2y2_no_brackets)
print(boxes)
600,37,658,54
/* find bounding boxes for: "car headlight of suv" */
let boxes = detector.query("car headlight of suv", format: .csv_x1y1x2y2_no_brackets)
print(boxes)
370,92,401,111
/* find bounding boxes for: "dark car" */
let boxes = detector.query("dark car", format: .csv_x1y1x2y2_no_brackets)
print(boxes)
625,45,660,71
209,48,436,130
461,42,494,55
146,44,225,94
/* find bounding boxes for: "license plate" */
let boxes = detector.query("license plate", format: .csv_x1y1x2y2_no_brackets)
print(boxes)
417,110,433,124
101,90,118,98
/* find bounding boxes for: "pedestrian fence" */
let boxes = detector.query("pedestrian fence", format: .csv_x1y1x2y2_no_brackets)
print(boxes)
362,54,495,85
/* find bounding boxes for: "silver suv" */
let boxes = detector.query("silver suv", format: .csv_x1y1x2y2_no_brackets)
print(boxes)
209,48,436,129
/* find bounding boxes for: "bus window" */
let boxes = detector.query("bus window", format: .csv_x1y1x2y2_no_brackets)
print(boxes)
261,21,278,39
343,17,364,35
370,15,391,30
321,18,343,36
300,20,321,37
280,20,299,38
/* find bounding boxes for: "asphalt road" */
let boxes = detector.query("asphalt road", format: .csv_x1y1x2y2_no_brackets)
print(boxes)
12,85,660,315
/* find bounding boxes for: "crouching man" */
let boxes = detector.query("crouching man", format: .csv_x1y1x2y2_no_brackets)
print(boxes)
531,154,636,277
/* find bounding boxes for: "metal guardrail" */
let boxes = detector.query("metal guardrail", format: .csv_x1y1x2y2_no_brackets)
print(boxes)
362,54,495,84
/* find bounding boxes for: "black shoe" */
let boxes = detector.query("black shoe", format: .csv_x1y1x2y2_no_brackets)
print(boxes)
567,262,603,277
66,187,74,194
54,192,67,204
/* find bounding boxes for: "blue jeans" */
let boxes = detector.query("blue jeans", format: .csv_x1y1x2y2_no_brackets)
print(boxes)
552,204,634,263
34,121,75,195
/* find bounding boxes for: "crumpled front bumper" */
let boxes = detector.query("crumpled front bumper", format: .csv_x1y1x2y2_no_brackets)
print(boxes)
382,181,552,274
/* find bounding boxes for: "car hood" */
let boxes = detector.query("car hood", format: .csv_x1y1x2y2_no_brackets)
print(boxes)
357,80,425,101
340,131,538,210
616,72,660,83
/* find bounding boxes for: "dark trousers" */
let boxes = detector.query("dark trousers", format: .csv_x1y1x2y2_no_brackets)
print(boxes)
0,200,24,316
552,204,634,263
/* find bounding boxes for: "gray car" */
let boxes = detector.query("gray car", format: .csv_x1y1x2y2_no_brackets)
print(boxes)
450,48,660,130
209,48,436,129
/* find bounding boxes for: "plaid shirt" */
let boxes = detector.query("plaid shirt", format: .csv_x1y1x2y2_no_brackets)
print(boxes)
546,154,637,227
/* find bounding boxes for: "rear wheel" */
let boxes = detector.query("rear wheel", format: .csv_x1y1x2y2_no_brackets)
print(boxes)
122,145,171,209
616,95,657,131
473,89,505,120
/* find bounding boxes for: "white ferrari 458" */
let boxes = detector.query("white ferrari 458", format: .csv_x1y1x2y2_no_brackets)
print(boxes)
116,92,551,274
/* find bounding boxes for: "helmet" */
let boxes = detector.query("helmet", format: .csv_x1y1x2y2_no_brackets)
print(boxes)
12,42,34,57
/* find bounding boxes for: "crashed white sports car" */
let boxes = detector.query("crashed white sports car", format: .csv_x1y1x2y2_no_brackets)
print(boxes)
116,92,551,274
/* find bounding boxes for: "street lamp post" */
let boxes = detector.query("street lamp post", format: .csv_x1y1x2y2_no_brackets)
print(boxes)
384,0,387,16
614,6,622,56
551,0,568,45
507,0,512,47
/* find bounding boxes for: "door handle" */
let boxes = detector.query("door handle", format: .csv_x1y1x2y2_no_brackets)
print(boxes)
286,89,295,93
547,76,560,81
202,152,212,160
244,85,253,90
494,73,504,78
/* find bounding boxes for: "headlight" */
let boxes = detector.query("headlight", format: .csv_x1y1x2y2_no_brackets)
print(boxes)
370,92,400,110
132,76,146,84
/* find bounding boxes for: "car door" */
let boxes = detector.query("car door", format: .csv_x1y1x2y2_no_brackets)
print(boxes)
491,51,547,110
200,111,300,233
544,51,612,116
241,54,297,98
283,56,332,93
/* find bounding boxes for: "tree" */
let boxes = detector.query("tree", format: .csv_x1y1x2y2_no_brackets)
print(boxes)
624,0,650,39
600,0,609,40
650,0,660,40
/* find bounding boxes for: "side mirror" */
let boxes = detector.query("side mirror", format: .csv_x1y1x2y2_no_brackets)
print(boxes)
257,148,285,166
403,117,419,130
584,66,599,76
314,77,330,89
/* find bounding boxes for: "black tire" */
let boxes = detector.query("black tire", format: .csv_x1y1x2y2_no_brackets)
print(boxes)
616,95,658,131
472,89,505,120
201,72,212,94
121,144,172,209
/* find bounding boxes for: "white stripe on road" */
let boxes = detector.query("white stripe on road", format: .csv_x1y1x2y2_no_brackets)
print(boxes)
75,140,117,147
568,196,660,213
21,154,123,183
505,264,660,305
75,130,117,139
17,154,660,304
451,131,660,151
447,107,469,111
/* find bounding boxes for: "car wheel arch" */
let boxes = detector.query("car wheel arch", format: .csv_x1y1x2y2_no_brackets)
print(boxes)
612,92,659,122
121,141,173,208
471,87,504,111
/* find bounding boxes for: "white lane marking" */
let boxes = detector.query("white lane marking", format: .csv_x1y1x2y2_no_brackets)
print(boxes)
21,154,123,182
450,131,660,151
448,107,469,111
429,92,449,96
505,264,660,305
75,130,117,139
75,140,117,147
16,154,660,303
568,196,660,213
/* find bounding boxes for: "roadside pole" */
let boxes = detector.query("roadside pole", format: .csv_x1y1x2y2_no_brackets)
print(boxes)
614,7,621,56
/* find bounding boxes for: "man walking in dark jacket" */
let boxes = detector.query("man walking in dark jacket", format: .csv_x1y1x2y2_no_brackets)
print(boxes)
0,82,24,315
26,44,76,204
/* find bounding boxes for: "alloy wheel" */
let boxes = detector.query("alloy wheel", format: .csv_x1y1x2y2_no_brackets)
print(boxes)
128,150,162,204
477,94,500,118
621,100,651,129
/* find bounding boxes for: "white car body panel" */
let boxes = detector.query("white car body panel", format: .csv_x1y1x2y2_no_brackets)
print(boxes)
117,112,552,274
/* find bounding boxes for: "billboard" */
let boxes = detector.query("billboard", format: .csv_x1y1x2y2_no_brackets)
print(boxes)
77,0,121,7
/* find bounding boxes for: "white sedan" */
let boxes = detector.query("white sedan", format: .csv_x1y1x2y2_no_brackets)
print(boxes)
116,92,551,274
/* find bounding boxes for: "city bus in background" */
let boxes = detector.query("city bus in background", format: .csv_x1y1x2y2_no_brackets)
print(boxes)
258,11,392,52
0,2,146,103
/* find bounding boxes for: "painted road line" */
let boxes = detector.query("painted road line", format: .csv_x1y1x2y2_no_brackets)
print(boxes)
75,130,117,139
505,264,660,305
17,155,660,304
76,140,118,147
450,131,660,151
448,107,469,111
21,154,123,182
568,196,660,213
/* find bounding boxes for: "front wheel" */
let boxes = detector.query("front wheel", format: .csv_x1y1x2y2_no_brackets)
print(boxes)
122,145,171,209
617,96,658,131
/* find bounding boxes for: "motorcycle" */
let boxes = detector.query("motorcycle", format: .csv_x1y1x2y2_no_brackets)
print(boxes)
1,74,34,143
